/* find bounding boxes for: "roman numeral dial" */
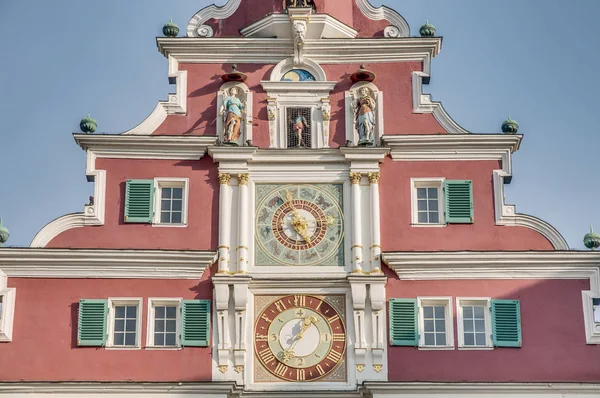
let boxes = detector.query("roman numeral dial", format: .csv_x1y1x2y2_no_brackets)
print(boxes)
254,295,347,382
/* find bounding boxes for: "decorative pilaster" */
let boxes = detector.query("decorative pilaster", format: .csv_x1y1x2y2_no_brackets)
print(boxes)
267,99,277,148
350,172,364,274
214,281,231,374
350,279,367,375
368,172,382,274
233,278,250,375
218,173,232,275
321,99,331,148
237,173,250,275
370,279,386,374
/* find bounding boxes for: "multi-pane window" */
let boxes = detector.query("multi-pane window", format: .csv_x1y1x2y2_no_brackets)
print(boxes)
417,187,439,224
457,298,492,349
113,305,138,347
160,187,183,224
462,305,487,347
418,297,453,349
154,306,178,347
423,305,446,346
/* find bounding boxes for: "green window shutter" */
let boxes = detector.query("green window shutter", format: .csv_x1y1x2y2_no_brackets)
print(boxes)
124,179,154,223
78,299,108,347
445,180,474,224
181,300,211,347
492,299,522,348
389,298,418,346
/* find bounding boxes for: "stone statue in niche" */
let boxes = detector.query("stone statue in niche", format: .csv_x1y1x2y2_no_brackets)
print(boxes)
290,111,310,148
351,87,377,146
219,86,246,146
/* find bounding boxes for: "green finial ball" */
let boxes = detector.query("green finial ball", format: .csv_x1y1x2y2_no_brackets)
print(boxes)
163,19,180,38
80,114,97,134
0,218,9,247
501,116,519,134
584,225,600,250
420,21,436,37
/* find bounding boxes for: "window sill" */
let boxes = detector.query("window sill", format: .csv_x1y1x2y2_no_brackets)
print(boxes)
411,223,446,228
105,346,142,350
145,346,182,351
458,346,494,351
152,223,188,228
418,345,455,351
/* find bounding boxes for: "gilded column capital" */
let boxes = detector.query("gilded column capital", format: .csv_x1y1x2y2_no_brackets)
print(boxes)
349,172,362,185
368,172,380,185
238,173,250,186
218,173,231,186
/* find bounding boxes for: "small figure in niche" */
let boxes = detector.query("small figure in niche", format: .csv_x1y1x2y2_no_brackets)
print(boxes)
290,112,310,148
219,86,246,146
284,0,316,9
351,87,376,146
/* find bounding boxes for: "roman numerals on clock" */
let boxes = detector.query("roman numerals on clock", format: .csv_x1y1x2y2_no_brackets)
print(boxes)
254,295,347,382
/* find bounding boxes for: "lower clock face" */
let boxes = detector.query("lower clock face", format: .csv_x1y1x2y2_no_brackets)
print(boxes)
254,295,347,382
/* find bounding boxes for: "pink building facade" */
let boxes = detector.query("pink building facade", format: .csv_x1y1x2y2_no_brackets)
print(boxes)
1,1,600,397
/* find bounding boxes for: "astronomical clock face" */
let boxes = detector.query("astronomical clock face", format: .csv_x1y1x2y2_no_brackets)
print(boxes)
254,295,347,382
255,184,345,266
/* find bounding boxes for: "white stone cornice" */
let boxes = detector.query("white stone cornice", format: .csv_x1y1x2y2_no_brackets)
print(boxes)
354,0,410,38
0,382,238,395
186,0,242,38
74,134,218,160
383,134,522,159
0,248,216,279
382,251,600,287
156,38,441,70
260,80,337,93
241,14,358,39
362,382,600,395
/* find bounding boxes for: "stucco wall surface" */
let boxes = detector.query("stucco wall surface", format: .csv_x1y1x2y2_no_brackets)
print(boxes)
47,157,218,250
0,274,213,382
385,273,597,382
379,159,555,251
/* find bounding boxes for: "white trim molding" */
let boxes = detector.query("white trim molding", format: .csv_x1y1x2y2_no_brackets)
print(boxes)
187,0,241,38
0,270,16,343
124,56,187,135
354,0,410,38
383,134,569,250
363,382,600,397
0,248,216,279
30,135,216,248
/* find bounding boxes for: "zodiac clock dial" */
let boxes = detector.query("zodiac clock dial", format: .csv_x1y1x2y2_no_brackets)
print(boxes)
255,184,344,266
254,295,347,382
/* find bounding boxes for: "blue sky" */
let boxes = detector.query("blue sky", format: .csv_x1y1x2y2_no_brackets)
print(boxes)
0,0,598,249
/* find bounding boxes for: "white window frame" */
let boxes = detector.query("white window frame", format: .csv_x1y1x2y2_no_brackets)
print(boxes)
582,291,600,344
146,298,182,350
153,178,189,227
456,297,493,350
411,178,445,227
0,271,16,343
417,297,454,350
106,298,143,350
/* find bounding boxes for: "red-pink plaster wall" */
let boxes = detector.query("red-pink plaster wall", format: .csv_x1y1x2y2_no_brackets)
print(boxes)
385,271,598,382
47,157,218,250
379,159,555,251
154,62,444,147
203,0,392,38
0,272,213,382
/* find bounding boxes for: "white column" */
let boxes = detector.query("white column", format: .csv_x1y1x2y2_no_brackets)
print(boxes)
236,173,250,275
369,172,382,274
350,172,364,274
218,173,232,275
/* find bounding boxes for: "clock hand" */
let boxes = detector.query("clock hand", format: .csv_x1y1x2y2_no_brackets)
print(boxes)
281,318,314,362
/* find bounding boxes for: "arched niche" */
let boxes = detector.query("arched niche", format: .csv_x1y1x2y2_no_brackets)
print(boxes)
344,81,384,147
269,57,327,82
216,82,253,146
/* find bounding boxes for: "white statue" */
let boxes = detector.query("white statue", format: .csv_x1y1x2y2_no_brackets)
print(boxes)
351,87,376,146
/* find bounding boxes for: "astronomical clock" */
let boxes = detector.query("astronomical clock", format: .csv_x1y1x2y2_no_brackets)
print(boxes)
254,294,347,382
255,184,345,267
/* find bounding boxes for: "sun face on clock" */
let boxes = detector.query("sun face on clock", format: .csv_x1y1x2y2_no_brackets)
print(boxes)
254,295,347,382
255,184,344,266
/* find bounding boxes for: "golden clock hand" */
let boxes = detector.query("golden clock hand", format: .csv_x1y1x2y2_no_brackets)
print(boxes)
285,190,299,215
282,318,312,362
